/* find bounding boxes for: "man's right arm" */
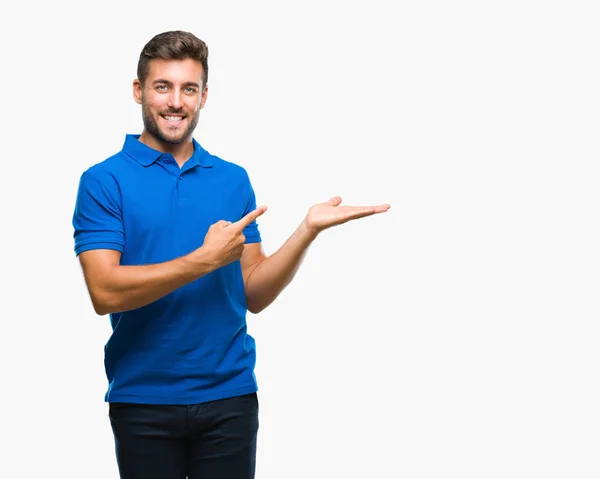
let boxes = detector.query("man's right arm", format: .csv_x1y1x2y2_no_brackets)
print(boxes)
72,169,218,315
78,248,216,316
78,208,267,316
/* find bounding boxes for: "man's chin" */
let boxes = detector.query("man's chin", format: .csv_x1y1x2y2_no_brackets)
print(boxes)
156,129,189,145
163,135,186,145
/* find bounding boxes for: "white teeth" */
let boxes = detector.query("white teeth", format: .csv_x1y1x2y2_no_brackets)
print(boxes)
164,116,183,121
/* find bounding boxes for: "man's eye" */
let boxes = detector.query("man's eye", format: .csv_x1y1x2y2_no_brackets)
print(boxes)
184,87,197,93
156,85,168,91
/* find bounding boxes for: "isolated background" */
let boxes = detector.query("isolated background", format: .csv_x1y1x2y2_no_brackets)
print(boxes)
1,1,598,478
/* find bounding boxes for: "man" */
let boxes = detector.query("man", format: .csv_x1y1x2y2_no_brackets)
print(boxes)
72,30,389,479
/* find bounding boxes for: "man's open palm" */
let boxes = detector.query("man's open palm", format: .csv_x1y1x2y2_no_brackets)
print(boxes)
304,196,390,233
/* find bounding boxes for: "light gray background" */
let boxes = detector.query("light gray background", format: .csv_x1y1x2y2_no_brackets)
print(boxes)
1,1,598,478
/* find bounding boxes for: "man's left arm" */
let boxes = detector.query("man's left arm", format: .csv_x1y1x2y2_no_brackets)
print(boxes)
241,196,390,314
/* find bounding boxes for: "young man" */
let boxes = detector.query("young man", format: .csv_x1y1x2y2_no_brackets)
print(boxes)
72,30,389,479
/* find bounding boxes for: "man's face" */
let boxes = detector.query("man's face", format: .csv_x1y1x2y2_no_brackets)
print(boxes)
134,58,208,145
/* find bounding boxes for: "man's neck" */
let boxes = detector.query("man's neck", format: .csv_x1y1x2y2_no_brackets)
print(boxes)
138,131,194,168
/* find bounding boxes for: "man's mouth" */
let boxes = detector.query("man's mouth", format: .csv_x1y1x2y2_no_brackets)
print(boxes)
161,114,186,126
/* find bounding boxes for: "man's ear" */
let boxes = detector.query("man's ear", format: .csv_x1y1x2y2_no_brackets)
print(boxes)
133,79,143,105
200,85,209,109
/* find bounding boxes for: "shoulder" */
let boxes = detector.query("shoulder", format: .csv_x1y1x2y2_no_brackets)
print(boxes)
214,156,251,179
76,151,131,201
201,147,252,182
79,150,133,183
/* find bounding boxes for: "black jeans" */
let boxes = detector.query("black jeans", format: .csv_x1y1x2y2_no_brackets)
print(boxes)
108,393,259,479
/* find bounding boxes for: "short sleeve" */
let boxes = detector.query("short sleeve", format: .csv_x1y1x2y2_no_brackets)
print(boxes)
72,169,125,256
242,171,262,244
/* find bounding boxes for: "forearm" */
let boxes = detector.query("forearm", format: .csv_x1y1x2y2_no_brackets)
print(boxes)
90,250,215,315
245,219,318,314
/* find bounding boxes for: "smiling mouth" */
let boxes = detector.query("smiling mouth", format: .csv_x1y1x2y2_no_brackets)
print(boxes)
161,115,186,126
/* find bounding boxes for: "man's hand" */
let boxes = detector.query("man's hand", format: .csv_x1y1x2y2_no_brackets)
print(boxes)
303,196,390,235
201,206,268,269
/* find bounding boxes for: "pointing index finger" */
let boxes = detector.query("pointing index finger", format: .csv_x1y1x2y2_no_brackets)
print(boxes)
233,205,268,230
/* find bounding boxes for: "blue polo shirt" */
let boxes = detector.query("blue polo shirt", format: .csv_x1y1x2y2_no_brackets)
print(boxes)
72,134,262,405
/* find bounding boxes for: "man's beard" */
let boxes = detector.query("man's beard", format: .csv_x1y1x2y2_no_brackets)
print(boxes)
141,101,200,145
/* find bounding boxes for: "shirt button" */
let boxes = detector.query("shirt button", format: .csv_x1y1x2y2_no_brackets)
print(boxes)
164,159,170,163
179,176,183,180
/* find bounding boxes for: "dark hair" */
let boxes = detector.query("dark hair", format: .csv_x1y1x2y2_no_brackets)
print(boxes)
137,30,209,87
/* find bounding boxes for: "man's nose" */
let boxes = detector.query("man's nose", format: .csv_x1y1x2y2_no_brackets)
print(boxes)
168,90,183,110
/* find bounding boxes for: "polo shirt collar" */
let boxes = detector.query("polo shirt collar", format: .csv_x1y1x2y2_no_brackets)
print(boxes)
122,134,213,168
